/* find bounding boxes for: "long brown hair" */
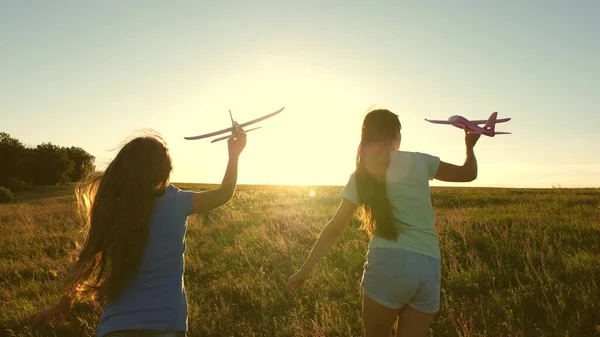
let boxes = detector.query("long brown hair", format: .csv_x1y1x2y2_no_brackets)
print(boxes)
355,109,401,240
64,133,172,304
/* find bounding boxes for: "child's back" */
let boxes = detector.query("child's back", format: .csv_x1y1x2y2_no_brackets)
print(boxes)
97,185,193,336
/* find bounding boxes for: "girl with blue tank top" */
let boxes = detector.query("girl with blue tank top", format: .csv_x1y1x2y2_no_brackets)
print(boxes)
33,125,247,337
286,108,481,337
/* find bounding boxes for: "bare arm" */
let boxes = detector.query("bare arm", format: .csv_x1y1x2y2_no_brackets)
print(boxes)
189,157,240,214
286,199,358,295
190,124,247,214
434,128,480,182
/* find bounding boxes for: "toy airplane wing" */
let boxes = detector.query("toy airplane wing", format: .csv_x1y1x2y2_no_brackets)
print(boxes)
469,117,511,124
209,126,262,143
425,118,511,124
424,119,453,124
184,107,284,140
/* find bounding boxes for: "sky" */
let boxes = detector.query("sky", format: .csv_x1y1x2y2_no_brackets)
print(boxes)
1,1,599,188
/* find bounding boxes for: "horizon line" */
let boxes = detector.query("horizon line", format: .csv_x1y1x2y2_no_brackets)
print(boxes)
170,182,600,189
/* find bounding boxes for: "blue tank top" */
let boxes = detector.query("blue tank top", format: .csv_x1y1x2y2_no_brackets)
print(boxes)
96,185,194,337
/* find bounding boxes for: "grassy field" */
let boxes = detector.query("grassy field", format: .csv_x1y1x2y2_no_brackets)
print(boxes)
0,184,599,337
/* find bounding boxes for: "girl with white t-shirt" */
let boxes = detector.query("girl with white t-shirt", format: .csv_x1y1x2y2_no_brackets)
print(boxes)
286,108,481,337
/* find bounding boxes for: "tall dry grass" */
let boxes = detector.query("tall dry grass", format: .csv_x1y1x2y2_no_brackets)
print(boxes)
0,185,598,336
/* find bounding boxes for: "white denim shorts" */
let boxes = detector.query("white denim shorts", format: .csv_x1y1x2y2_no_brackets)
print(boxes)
361,247,441,313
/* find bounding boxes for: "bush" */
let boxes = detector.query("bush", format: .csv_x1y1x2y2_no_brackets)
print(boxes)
0,132,26,179
0,186,14,203
1,133,95,186
31,143,74,186
64,146,95,182
0,177,32,192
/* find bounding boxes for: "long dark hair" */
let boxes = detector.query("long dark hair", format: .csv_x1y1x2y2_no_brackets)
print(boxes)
64,133,172,304
355,109,401,240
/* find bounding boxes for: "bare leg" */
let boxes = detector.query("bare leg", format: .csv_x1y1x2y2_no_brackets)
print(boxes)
362,293,400,337
394,305,436,337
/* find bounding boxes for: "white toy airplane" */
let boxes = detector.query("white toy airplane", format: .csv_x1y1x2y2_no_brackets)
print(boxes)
184,107,285,142
425,111,511,137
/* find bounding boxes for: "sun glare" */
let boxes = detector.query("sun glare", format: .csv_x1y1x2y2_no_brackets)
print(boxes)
176,61,384,186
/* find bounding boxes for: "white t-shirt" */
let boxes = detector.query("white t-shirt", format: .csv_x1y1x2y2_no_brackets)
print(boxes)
340,151,441,259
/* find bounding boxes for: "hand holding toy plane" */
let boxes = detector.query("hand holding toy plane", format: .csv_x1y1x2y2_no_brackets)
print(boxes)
425,112,511,137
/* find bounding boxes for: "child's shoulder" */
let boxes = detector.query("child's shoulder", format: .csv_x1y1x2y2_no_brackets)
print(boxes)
163,184,180,194
164,184,196,201
168,184,197,194
392,150,438,160
166,184,181,191
155,184,194,213
156,184,185,201
390,151,439,172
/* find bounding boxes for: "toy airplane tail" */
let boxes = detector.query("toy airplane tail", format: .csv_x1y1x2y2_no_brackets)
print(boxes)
483,112,512,135
484,112,498,133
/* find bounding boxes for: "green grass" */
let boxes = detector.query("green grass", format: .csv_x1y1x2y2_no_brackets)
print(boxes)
1,184,599,336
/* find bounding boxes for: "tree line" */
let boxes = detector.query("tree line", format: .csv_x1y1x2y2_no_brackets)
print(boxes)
0,132,95,201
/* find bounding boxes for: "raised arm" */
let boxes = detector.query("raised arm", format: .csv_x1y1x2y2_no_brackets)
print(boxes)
434,128,480,182
286,199,358,295
190,124,247,214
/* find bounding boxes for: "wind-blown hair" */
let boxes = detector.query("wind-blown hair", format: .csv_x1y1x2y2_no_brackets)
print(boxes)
64,133,172,304
355,109,401,240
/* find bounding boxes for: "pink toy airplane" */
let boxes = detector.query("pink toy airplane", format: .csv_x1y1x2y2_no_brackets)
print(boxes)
425,112,511,136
